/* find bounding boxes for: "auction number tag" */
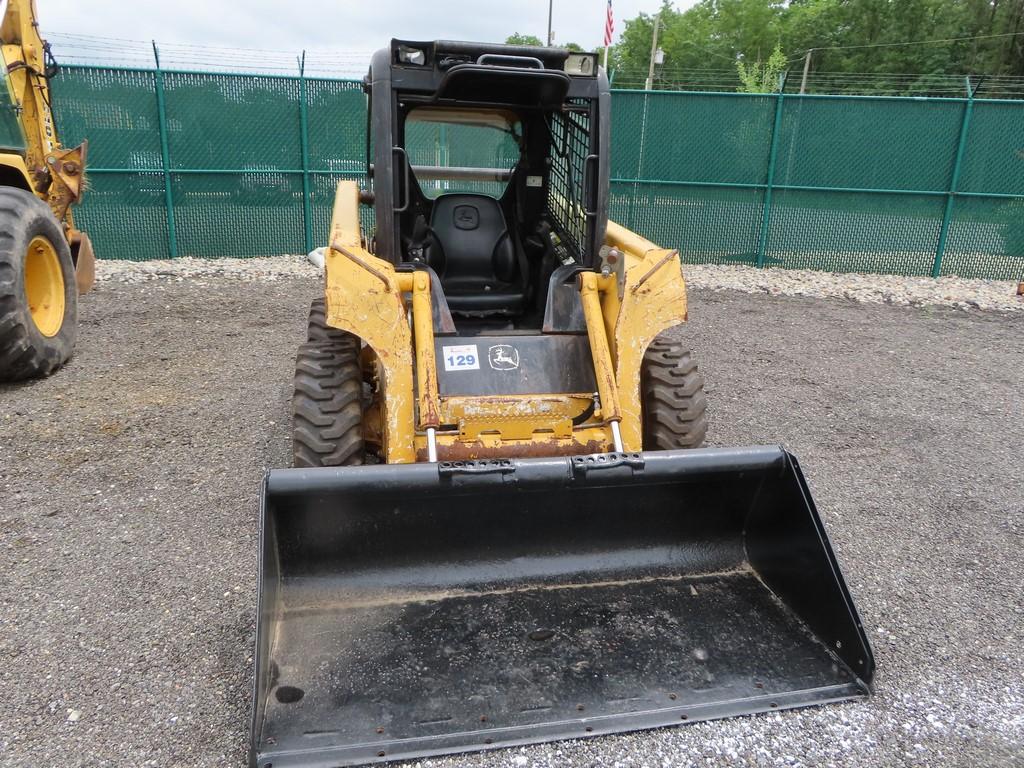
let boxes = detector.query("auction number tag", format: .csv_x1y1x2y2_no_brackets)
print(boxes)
442,344,480,371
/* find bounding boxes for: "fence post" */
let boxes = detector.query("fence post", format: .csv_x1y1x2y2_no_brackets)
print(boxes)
932,77,975,278
152,42,178,258
298,51,314,255
756,73,787,268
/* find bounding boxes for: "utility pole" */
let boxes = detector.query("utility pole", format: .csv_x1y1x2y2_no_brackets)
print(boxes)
799,49,813,94
644,14,660,90
547,0,554,46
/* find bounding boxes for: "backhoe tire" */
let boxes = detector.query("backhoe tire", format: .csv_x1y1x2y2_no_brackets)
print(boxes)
292,335,365,467
0,187,77,382
307,297,351,343
640,334,708,450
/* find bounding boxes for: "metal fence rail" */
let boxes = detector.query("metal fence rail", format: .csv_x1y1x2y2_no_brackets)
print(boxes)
53,64,1024,280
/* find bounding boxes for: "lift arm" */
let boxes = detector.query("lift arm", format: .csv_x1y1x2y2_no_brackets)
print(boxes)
0,0,87,223
0,0,94,290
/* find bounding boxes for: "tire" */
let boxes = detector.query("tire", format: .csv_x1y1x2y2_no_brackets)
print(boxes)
292,335,365,467
0,187,77,382
306,297,351,343
640,333,708,450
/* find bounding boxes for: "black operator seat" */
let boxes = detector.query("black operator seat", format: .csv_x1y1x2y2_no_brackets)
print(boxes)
425,193,525,314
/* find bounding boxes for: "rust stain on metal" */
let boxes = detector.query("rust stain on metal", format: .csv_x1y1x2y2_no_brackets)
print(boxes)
331,242,392,291
416,438,607,462
632,249,679,293
69,229,95,295
421,367,440,427
606,238,690,450
454,395,587,407
443,396,591,422
449,395,583,420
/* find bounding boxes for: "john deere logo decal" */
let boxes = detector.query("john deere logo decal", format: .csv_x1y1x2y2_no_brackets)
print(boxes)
488,344,519,371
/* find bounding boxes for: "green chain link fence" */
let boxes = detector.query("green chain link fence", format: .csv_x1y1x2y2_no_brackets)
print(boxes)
53,64,1024,280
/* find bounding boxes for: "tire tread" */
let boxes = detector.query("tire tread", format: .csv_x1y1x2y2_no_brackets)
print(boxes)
640,334,708,450
292,335,365,467
0,187,77,382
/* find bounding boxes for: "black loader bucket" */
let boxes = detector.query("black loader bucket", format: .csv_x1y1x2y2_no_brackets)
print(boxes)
251,447,874,768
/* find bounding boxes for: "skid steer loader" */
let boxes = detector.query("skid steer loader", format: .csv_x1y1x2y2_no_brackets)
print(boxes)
0,0,94,382
252,40,874,767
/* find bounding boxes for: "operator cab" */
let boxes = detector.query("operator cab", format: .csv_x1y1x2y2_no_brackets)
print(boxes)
364,40,611,332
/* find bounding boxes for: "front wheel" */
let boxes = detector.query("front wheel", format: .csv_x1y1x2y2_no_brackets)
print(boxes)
306,297,352,343
292,334,365,467
0,187,78,381
640,333,708,450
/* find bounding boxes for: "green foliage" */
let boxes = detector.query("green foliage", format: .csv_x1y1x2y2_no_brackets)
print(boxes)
505,34,586,52
505,33,544,46
736,44,788,92
609,0,1024,93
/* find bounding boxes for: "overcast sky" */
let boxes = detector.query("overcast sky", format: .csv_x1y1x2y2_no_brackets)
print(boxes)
39,0,688,59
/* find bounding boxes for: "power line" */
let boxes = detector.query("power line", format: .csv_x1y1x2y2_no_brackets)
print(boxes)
795,29,1024,57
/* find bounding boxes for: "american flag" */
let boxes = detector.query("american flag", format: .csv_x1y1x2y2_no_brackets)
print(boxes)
603,0,614,47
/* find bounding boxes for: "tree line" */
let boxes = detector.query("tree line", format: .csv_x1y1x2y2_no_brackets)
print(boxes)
516,0,1024,95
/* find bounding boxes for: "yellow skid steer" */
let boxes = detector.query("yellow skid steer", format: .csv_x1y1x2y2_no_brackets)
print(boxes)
252,40,874,767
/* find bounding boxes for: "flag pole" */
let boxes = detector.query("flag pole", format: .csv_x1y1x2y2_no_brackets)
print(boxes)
603,0,613,70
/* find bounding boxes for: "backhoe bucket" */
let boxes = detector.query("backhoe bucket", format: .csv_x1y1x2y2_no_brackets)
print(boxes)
251,446,874,768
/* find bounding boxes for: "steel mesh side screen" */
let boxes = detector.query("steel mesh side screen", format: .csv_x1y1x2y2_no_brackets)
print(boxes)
546,100,592,261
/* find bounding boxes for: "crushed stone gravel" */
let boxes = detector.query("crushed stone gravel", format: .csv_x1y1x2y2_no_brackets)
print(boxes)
684,263,1024,314
1,271,1021,767
93,255,1024,314
95,255,320,283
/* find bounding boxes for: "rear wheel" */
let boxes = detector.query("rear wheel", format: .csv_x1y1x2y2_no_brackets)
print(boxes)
0,187,77,381
640,333,708,450
306,297,351,343
292,334,365,467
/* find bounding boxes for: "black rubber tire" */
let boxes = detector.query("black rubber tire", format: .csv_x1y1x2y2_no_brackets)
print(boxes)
307,297,352,343
0,187,77,382
292,335,365,468
640,333,708,450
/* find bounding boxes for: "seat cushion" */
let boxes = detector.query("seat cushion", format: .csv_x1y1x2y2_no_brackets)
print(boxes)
445,285,525,313
427,194,524,313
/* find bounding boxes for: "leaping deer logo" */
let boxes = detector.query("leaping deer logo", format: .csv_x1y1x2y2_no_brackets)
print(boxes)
488,345,520,371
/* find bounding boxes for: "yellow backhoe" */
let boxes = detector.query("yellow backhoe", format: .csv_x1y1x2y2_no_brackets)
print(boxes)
252,41,875,767
0,0,93,382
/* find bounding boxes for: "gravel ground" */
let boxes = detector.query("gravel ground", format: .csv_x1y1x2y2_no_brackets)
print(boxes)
685,263,1024,313
1,266,1022,767
95,255,1024,313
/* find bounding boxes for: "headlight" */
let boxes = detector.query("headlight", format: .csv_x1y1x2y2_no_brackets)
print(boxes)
564,53,597,76
397,46,426,66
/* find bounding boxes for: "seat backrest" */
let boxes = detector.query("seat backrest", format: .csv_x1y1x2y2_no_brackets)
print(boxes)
427,194,517,286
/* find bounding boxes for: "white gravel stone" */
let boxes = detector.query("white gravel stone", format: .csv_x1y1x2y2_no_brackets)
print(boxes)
683,263,1023,313
95,255,1024,313
94,255,319,284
